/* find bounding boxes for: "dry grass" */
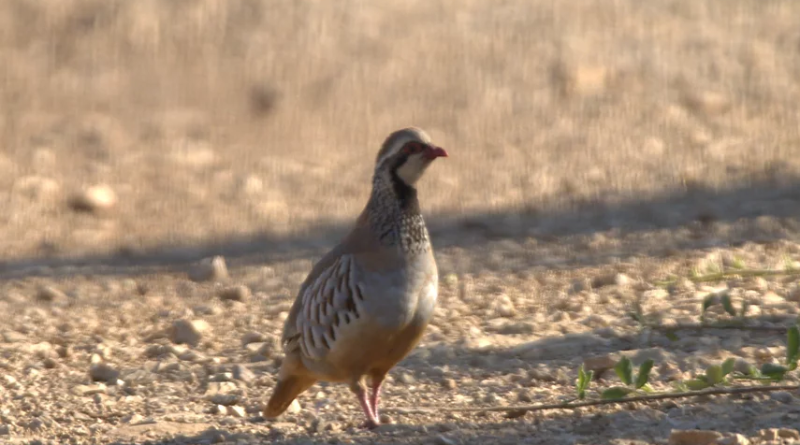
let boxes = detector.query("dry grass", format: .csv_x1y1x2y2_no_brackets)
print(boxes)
1,0,799,258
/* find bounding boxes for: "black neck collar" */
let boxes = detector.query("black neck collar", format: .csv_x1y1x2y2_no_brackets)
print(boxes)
390,169,420,214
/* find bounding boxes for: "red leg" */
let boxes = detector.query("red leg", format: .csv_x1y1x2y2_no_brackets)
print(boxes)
369,375,385,420
350,380,379,429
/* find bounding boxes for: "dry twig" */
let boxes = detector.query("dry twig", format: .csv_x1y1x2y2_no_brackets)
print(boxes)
656,269,800,287
649,323,790,333
385,384,800,416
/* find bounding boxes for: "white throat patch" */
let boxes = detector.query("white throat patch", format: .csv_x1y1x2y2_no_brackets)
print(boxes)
394,154,430,186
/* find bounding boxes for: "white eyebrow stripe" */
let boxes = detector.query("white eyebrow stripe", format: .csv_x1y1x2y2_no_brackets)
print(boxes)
375,136,416,168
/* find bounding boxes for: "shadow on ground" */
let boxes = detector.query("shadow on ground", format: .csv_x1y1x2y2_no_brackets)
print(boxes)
397,314,796,379
2,178,799,280
102,393,785,445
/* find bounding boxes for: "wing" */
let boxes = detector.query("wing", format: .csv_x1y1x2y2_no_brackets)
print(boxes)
283,254,368,360
281,209,378,359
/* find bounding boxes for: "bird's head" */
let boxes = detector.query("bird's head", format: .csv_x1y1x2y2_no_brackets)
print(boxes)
374,127,448,187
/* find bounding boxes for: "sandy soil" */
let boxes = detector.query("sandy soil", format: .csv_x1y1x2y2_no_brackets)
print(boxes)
1,1,800,444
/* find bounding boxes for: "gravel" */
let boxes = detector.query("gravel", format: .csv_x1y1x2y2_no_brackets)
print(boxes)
1,241,798,444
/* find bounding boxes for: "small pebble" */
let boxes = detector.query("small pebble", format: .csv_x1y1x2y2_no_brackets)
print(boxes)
758,429,779,441
441,378,457,390
435,435,459,445
668,429,722,445
55,345,71,358
2,331,27,343
379,414,393,424
286,399,301,414
256,338,280,359
232,365,256,383
582,354,618,373
69,184,117,212
658,362,684,381
123,414,144,425
753,347,773,360
189,256,229,282
399,373,416,385
227,405,246,418
491,294,516,318
29,342,55,359
483,393,503,404
777,428,800,440
717,433,750,445
592,273,629,288
74,384,107,396
770,391,794,404
614,273,631,286
36,286,68,303
3,375,19,388
241,332,266,346
89,363,120,383
733,358,753,375
170,319,211,347
218,285,251,302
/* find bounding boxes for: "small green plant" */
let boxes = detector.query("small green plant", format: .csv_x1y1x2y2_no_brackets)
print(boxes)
679,326,800,389
420,325,800,419
575,364,593,400
627,298,645,325
788,325,800,365
680,358,736,391
756,325,800,381
720,294,736,316
590,326,800,401
722,356,736,376
703,261,723,275
600,357,655,400
627,296,663,329
701,293,716,314
700,291,749,321
729,256,746,270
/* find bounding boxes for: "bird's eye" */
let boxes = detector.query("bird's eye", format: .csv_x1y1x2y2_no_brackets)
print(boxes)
403,142,424,154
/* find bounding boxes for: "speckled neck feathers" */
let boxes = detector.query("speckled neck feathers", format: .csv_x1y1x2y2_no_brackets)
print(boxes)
366,172,430,255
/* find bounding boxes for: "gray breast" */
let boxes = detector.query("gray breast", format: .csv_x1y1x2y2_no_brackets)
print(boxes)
357,253,437,330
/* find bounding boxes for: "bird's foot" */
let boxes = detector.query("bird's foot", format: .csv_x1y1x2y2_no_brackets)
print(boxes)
359,419,380,430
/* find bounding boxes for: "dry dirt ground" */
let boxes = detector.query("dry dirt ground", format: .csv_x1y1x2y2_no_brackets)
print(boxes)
2,1,800,444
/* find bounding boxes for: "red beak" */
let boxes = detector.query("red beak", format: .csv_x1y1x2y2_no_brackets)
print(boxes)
423,146,448,160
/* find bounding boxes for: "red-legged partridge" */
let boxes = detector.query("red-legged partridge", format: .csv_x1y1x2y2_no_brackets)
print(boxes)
264,127,448,428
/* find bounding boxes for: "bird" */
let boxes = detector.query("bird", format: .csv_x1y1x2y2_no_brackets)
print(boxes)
263,127,448,428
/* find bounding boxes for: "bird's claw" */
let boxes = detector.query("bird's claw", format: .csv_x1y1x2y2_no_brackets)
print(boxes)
359,419,380,430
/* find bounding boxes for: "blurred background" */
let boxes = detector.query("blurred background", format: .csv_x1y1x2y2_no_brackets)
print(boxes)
1,0,799,267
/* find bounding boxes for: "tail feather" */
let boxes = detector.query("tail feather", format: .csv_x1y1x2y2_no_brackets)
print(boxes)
264,375,316,418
